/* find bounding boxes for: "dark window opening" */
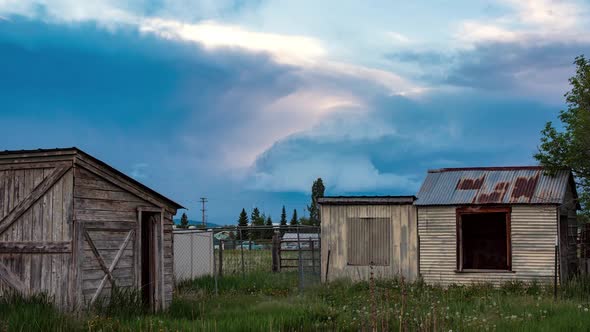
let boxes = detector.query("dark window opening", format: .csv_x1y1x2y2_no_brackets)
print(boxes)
458,210,511,271
140,212,158,308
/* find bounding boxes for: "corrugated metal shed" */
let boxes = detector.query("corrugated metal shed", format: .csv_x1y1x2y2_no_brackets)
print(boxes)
415,166,575,206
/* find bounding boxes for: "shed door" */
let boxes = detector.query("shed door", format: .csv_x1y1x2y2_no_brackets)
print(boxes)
79,222,135,306
136,209,165,311
0,163,74,309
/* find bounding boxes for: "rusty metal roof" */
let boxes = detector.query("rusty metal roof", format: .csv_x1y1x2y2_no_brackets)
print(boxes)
415,166,576,206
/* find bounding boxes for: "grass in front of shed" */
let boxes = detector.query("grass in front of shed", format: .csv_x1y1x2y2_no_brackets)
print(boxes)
3,273,590,331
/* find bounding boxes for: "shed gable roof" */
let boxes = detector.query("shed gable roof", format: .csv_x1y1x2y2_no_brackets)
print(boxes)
415,166,577,207
0,147,184,210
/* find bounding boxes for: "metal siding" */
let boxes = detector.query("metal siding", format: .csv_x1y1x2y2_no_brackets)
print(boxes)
416,168,570,206
347,218,391,266
321,204,417,282
418,205,558,285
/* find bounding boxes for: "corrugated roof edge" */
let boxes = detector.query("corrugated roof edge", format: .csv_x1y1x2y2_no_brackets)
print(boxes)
318,195,416,205
428,166,546,173
0,147,185,210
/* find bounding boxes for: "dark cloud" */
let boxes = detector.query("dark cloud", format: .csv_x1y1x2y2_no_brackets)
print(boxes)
387,39,586,98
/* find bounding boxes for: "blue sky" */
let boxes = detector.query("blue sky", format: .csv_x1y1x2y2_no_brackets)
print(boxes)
1,0,588,224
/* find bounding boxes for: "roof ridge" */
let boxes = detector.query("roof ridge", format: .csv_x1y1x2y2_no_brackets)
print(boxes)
428,166,545,173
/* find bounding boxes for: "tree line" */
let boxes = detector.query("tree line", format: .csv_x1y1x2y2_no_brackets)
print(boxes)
236,178,325,239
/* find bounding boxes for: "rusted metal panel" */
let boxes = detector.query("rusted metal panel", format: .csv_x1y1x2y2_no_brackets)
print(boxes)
416,167,572,206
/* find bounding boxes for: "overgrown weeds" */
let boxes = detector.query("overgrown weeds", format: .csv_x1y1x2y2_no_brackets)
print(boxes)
2,274,590,331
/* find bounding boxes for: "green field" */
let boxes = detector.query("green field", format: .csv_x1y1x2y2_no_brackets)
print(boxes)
215,247,320,276
3,273,590,331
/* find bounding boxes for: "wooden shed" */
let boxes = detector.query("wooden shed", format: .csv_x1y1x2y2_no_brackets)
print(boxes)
319,196,418,282
416,166,579,285
0,148,183,311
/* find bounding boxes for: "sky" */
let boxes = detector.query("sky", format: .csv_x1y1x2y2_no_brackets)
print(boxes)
0,0,588,224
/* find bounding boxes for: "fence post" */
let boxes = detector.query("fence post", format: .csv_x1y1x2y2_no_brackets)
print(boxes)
272,232,280,273
219,240,224,277
310,238,315,274
190,232,194,279
297,226,303,291
240,228,246,278
213,232,218,295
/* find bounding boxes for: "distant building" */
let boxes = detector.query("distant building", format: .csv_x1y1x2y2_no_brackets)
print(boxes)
319,166,579,286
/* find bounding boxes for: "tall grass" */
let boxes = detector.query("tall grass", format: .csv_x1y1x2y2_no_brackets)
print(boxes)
0,291,80,331
3,274,590,331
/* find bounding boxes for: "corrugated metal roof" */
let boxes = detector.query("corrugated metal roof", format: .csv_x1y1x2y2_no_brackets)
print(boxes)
415,167,574,206
318,196,416,205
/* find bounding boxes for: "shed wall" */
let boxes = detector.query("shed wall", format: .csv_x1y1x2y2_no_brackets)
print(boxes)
418,205,558,285
320,204,418,282
73,165,174,308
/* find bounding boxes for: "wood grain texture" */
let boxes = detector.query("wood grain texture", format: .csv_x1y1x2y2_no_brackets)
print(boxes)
88,230,134,305
321,204,418,282
0,242,72,253
0,164,71,237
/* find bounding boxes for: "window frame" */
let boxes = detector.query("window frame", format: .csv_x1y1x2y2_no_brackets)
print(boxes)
455,206,512,272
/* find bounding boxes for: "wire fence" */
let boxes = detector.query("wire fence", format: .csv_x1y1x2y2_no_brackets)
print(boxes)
173,225,321,293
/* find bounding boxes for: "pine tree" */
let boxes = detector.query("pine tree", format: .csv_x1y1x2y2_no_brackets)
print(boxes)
265,216,273,239
280,206,288,236
307,178,325,227
299,216,311,226
237,208,249,240
290,209,298,226
251,208,264,240
179,212,189,229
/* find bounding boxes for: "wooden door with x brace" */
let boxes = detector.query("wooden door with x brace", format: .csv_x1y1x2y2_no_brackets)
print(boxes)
77,208,164,310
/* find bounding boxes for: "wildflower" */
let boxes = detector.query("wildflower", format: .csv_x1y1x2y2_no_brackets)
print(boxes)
585,308,589,312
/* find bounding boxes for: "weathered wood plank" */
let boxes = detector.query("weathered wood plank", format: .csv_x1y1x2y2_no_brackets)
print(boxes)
0,165,71,237
0,241,72,253
53,176,64,241
0,171,5,222
81,221,136,231
74,187,145,203
84,231,112,281
0,261,26,293
75,210,138,222
75,198,146,212
40,169,52,292
82,257,134,270
63,169,73,242
0,163,56,171
89,230,134,305
82,267,134,281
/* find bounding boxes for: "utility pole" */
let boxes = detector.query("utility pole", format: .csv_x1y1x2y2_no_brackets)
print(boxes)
200,197,208,227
